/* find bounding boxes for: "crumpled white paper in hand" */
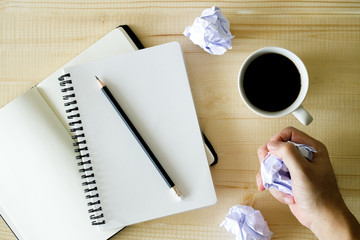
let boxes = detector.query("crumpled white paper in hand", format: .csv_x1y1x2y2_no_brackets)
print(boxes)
183,6,234,55
220,205,273,240
261,141,317,195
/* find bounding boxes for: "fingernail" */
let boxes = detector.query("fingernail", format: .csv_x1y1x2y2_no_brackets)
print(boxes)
268,141,280,150
283,196,294,204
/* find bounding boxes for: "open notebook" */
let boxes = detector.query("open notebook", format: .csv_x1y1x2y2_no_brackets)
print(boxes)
0,26,216,240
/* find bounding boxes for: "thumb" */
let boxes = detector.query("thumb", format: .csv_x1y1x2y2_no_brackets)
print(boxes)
267,141,309,173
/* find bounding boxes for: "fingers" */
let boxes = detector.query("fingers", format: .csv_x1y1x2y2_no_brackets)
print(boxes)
267,140,309,173
257,144,268,164
256,127,320,199
270,126,320,149
257,172,295,205
256,144,268,191
269,187,294,205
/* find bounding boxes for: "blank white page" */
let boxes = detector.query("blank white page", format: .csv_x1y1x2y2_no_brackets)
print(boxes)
63,42,217,230
0,88,120,240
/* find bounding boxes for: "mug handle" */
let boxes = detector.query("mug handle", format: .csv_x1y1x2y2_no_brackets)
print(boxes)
292,105,313,125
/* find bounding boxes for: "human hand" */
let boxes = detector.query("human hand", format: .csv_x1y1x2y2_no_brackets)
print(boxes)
256,127,359,239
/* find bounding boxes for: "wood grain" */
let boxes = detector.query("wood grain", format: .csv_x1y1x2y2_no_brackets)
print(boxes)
1,1,359,239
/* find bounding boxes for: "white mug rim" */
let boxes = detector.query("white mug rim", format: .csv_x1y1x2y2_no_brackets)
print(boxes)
238,47,309,118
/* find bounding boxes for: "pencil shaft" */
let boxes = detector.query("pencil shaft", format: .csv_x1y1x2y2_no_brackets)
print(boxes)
100,86,175,188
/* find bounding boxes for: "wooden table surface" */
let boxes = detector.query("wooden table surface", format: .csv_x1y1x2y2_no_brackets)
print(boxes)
1,1,359,239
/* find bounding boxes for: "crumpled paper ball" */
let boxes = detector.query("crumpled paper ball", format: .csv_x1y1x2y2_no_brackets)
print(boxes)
183,6,234,55
261,141,317,195
220,205,273,240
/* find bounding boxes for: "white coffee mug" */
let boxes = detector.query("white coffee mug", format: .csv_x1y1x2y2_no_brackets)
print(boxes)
238,47,313,125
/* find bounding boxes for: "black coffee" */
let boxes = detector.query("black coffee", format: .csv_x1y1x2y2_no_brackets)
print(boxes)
243,53,301,112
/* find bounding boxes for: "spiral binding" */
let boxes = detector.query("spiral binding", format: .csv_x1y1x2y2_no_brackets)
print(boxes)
58,73,105,226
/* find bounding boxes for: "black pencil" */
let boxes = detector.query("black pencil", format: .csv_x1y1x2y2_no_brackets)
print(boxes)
96,76,182,200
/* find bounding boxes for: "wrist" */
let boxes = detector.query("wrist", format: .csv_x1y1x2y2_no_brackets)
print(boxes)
310,200,360,240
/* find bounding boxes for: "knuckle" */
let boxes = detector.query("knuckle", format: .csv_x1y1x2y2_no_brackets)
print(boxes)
317,141,327,151
311,139,327,153
280,142,298,155
284,126,296,132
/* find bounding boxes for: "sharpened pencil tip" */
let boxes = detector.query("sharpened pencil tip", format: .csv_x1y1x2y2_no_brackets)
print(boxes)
95,76,105,88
